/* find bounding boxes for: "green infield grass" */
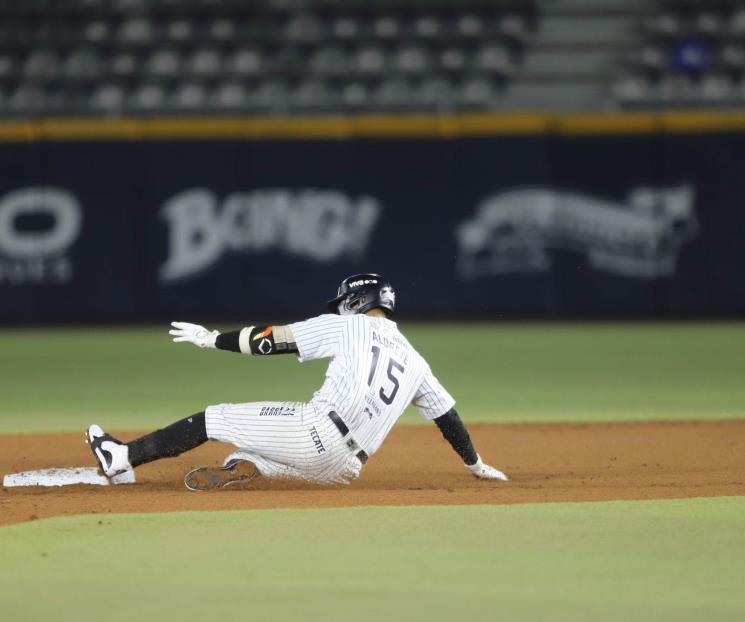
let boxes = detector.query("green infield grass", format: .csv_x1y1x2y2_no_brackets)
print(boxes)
0,322,743,433
1,497,743,622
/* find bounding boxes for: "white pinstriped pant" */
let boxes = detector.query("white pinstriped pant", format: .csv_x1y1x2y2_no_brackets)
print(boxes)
204,401,363,484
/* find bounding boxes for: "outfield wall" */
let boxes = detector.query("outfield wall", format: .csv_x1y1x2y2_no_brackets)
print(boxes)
0,112,744,321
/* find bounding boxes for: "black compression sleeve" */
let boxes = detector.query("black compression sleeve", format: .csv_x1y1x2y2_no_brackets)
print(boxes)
215,330,241,352
127,412,208,468
434,408,478,466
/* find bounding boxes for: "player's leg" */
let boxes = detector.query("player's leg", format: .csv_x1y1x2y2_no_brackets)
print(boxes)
87,401,306,483
203,401,309,468
86,412,208,478
214,446,363,485
188,401,363,489
184,446,310,491
182,401,308,491
89,402,362,488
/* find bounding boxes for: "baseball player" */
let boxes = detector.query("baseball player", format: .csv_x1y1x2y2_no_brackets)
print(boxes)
86,273,508,490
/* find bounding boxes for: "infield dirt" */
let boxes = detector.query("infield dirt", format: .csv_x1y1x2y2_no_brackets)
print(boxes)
1,420,744,526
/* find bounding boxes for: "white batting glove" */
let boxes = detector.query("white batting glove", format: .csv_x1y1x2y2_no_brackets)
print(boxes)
169,321,219,349
466,455,509,481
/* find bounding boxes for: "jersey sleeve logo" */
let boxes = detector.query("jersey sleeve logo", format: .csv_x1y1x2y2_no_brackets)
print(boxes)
252,326,273,341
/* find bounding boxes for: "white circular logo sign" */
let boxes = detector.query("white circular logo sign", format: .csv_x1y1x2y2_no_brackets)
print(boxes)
0,187,82,258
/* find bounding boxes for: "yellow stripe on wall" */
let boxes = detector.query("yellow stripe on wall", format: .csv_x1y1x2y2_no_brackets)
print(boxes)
1,110,745,142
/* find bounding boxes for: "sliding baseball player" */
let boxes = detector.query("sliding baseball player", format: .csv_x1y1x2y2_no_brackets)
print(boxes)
86,273,508,490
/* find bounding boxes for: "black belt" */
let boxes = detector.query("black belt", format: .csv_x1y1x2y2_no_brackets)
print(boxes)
328,411,368,464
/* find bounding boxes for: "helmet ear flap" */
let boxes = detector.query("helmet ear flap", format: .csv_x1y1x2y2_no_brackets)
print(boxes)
379,286,396,310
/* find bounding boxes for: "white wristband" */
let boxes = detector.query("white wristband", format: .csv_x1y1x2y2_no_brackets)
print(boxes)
239,326,254,355
205,330,219,348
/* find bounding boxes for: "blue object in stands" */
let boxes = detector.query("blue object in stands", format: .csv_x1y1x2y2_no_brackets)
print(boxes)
670,39,713,74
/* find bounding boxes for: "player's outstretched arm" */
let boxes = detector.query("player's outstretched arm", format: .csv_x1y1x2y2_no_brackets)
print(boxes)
434,409,509,481
169,322,298,356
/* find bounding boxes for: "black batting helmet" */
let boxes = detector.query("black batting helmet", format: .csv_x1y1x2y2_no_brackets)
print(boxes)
326,273,396,317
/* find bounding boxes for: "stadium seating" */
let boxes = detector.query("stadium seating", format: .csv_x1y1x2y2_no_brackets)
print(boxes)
0,0,536,116
615,0,745,108
3,0,744,116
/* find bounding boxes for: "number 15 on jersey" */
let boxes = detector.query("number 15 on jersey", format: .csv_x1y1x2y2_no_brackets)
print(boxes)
367,345,406,406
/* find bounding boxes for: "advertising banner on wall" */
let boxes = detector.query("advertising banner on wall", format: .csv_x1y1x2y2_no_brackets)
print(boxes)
0,131,743,321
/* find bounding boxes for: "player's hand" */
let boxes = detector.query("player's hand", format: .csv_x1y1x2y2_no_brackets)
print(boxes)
169,321,219,349
466,455,509,481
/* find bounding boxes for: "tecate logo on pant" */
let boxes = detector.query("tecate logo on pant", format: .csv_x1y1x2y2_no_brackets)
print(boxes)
0,187,82,285
159,188,382,282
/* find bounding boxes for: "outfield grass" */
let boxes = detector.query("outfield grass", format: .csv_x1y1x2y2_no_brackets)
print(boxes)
1,497,743,622
0,323,743,433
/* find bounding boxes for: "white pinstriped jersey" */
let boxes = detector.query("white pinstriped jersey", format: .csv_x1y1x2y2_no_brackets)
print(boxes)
288,314,455,456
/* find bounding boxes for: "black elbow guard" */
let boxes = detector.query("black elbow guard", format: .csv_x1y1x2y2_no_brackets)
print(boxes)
246,325,298,355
